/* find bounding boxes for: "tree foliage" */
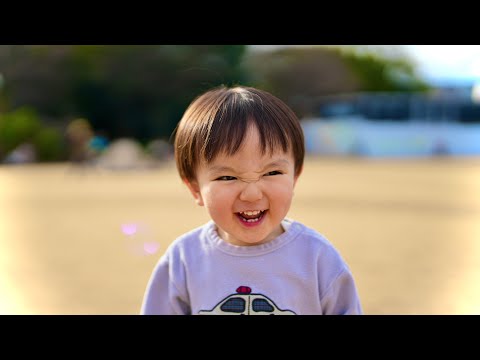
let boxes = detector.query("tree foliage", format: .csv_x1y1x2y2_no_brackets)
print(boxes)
0,45,249,144
0,107,42,155
336,47,430,92
244,46,430,117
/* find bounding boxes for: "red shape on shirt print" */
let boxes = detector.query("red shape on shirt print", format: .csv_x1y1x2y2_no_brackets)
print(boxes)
236,286,252,294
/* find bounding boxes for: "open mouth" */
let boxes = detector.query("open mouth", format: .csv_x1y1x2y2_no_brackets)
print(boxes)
236,210,267,224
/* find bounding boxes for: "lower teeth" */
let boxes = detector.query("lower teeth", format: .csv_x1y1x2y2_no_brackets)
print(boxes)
241,213,263,223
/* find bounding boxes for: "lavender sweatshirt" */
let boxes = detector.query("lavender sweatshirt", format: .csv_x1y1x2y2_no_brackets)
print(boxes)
141,219,362,315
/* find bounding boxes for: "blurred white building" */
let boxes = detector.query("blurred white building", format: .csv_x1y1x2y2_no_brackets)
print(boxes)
302,85,480,157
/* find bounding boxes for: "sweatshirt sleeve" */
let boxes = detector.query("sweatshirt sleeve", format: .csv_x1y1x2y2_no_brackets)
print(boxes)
140,250,191,315
320,268,363,315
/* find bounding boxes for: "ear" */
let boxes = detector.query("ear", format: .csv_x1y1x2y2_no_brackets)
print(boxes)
183,178,204,206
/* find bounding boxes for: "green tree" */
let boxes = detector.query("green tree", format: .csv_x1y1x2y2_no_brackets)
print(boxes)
33,127,66,162
0,106,42,157
245,46,430,117
244,47,361,117
337,47,430,92
0,45,249,146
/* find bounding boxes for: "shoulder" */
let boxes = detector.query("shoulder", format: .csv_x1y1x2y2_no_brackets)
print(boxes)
290,220,349,269
291,220,337,251
291,220,357,303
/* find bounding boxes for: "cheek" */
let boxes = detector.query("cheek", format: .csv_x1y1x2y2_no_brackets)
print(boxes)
202,186,234,211
268,179,296,199
275,189,295,209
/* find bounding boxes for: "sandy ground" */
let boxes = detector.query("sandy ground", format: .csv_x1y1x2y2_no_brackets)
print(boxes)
1,156,480,315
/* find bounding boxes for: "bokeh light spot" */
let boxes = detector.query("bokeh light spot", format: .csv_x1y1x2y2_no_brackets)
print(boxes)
121,221,159,256
121,223,138,236
144,242,160,255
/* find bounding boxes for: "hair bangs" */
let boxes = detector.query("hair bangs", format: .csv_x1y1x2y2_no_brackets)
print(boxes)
202,104,249,162
202,91,291,163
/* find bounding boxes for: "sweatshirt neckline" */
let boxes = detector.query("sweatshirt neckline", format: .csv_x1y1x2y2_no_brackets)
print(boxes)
205,218,302,256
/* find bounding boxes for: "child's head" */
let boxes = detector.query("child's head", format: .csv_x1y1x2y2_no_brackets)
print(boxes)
174,85,305,246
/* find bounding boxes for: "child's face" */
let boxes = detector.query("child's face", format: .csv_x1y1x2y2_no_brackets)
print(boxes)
184,125,301,246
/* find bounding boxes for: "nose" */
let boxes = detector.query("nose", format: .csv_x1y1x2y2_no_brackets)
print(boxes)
239,181,263,202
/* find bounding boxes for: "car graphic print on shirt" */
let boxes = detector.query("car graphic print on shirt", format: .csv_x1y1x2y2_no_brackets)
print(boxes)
198,286,296,315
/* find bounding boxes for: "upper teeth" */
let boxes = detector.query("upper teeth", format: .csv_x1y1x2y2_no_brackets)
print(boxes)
241,210,262,216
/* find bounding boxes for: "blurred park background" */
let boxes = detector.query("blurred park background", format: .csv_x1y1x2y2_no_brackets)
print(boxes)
1,45,480,314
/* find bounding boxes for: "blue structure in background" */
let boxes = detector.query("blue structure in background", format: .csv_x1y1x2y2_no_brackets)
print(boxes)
302,86,480,157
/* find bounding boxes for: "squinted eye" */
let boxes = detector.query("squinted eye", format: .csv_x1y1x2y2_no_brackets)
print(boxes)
216,176,237,181
265,171,282,176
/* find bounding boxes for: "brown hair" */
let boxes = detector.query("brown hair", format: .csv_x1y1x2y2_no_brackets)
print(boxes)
173,86,305,182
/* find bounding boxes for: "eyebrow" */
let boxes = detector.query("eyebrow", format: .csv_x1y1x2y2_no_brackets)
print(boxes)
208,159,291,174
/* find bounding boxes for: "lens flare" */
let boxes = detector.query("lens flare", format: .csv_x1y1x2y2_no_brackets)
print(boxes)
121,223,138,236
144,242,160,255
120,222,159,256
